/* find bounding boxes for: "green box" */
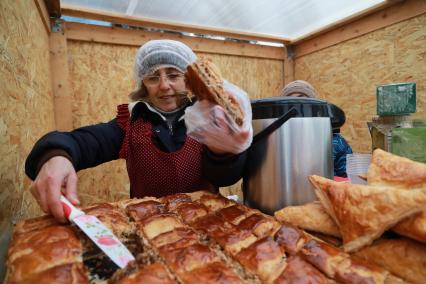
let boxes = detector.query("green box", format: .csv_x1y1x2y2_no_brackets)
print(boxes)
391,128,426,163
376,82,416,115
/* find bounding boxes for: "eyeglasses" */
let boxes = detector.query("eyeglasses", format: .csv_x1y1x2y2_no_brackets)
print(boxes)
143,72,185,86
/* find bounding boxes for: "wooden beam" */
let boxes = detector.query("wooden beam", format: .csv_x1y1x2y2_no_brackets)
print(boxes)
65,22,286,60
294,0,426,58
284,45,295,86
61,4,290,44
34,0,50,33
44,0,61,18
50,21,73,131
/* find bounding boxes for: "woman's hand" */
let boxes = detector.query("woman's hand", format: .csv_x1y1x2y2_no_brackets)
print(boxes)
29,156,79,223
185,81,253,155
206,105,251,155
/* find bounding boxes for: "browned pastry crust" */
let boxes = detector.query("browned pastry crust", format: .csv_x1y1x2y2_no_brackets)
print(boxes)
180,261,245,284
151,227,199,249
274,223,311,255
238,213,281,238
198,193,234,212
159,243,221,274
235,236,286,283
274,201,341,238
300,239,395,283
125,199,167,221
84,203,133,237
392,210,426,244
12,263,88,284
368,148,426,189
174,202,209,223
300,239,350,278
308,231,343,248
274,255,333,284
160,193,192,211
7,229,83,283
112,262,175,284
139,213,185,240
191,212,233,233
209,225,258,255
309,175,426,252
334,256,389,284
366,150,426,244
186,57,244,126
8,225,78,259
12,214,60,235
354,237,426,284
217,204,251,225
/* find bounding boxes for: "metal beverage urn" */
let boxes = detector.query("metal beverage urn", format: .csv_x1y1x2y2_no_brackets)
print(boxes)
243,97,333,214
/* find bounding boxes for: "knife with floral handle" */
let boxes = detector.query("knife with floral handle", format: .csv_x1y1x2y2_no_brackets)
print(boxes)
60,196,135,268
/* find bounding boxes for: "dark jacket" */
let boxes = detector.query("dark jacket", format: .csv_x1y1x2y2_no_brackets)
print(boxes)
25,101,246,187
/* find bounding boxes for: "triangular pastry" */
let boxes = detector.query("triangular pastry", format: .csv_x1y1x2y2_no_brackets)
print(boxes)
392,210,426,243
367,148,426,189
309,175,426,252
367,149,426,243
274,201,341,238
354,237,426,284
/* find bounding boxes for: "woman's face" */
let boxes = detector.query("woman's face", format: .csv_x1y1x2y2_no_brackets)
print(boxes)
143,67,187,112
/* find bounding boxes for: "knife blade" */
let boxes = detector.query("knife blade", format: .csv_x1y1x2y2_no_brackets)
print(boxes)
60,196,135,268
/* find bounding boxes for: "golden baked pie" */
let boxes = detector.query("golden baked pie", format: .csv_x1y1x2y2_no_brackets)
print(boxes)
6,191,409,284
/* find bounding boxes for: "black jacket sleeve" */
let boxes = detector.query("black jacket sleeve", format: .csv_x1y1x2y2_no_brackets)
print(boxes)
202,149,247,187
25,119,124,180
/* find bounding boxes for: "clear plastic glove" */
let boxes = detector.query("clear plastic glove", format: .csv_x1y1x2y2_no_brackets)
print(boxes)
29,156,80,223
184,80,253,155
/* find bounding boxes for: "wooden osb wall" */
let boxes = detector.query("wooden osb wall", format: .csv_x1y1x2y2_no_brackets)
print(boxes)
66,40,284,206
0,0,53,280
0,0,52,225
294,13,426,153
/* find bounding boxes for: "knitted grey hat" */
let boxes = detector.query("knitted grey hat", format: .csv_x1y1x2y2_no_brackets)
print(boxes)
281,80,317,98
134,40,197,90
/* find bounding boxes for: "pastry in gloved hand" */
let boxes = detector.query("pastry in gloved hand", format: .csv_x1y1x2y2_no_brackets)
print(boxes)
184,80,253,155
186,57,244,126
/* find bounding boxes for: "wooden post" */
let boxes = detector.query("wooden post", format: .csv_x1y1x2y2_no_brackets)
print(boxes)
49,20,73,131
284,45,295,86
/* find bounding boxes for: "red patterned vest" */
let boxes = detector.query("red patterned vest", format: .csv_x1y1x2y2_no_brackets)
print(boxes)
117,104,216,198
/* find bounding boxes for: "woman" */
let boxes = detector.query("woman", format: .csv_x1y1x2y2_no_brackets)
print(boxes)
25,40,251,222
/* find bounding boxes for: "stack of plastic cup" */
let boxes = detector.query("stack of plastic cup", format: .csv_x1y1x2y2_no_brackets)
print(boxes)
346,153,372,185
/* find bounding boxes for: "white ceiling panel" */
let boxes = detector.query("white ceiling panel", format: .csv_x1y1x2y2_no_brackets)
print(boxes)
61,0,387,41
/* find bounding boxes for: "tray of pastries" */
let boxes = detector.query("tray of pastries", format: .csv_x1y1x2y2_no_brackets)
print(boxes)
6,149,424,283
275,149,426,284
